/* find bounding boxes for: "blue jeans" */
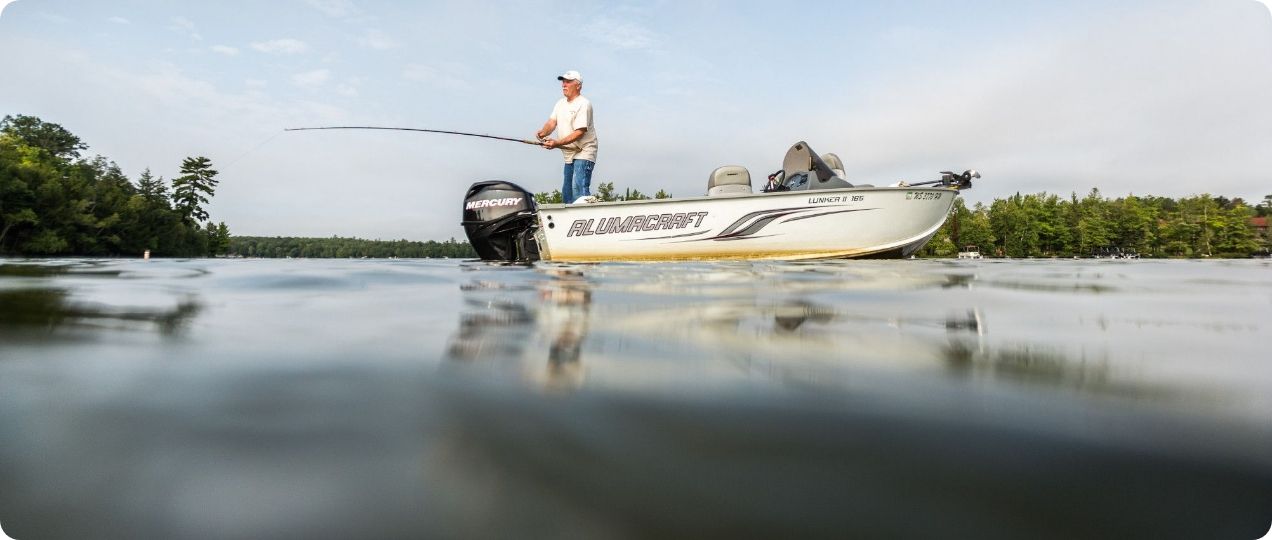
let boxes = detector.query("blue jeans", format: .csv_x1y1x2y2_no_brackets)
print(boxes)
561,159,595,203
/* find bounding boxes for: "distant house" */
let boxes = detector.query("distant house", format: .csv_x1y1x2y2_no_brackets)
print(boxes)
1251,217,1269,254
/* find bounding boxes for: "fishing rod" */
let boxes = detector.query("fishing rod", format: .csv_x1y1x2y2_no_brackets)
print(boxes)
284,126,542,146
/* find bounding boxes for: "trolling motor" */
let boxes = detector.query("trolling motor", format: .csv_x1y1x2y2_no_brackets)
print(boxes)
905,170,980,190
941,170,979,190
461,181,541,262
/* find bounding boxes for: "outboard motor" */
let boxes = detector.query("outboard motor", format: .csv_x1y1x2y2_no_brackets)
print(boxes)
462,180,541,262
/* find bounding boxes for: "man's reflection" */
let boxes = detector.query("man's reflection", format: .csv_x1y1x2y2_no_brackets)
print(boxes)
445,267,594,392
539,271,591,391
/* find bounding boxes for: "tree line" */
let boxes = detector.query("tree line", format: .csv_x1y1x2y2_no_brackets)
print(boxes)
4,113,1267,259
534,181,672,204
228,236,475,258
544,182,1270,258
922,189,1271,258
0,115,228,257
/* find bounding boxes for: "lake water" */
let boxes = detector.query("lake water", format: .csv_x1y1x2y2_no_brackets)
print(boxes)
1,258,1270,539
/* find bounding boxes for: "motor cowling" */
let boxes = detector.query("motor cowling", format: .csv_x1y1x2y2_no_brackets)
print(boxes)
462,180,541,262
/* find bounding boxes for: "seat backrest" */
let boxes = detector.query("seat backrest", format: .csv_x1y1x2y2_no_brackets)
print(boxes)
822,152,846,178
779,141,853,190
782,141,837,183
707,165,752,196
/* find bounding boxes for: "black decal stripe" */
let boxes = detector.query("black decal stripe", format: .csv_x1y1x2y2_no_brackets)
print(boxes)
679,211,803,243
712,234,777,242
718,206,811,236
781,207,878,223
672,233,778,244
722,211,802,238
668,204,864,244
626,230,713,241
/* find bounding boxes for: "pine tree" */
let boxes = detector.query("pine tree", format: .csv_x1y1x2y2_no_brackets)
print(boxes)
137,168,169,203
0,114,87,159
172,156,218,224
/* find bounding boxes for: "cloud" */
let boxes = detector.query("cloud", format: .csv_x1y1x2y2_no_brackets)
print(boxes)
251,38,308,55
37,11,71,24
305,0,357,18
169,15,202,41
358,29,397,50
170,16,194,31
1255,0,1272,17
796,3,1272,204
0,1,18,20
291,69,331,87
108,15,130,25
583,16,658,50
210,45,239,56
402,63,470,91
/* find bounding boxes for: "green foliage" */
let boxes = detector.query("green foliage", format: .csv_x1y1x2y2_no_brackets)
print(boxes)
534,190,563,204
595,182,618,202
535,181,669,203
228,236,477,258
927,190,1268,258
1,114,87,159
206,221,232,256
1257,195,1271,217
172,156,218,224
925,198,995,257
623,188,649,200
0,114,224,257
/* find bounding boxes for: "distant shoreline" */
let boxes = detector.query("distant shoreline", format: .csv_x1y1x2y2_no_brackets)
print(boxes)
226,236,476,259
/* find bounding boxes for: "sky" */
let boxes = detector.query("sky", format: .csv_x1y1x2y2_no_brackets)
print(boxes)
1,0,1270,241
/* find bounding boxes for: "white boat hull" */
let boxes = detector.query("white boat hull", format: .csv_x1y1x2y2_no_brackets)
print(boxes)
532,186,958,262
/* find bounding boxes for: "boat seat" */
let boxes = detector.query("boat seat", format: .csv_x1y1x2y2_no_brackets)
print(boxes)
822,153,847,179
707,165,752,196
781,141,853,190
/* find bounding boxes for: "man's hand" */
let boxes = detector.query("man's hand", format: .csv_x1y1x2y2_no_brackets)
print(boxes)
543,139,558,149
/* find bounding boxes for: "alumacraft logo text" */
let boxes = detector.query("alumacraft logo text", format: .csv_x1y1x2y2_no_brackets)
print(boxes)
567,212,709,237
465,197,523,210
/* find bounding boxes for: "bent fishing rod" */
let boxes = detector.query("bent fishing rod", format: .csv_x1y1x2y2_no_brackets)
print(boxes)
284,126,543,146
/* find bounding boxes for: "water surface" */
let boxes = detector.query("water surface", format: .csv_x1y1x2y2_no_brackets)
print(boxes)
1,258,1270,539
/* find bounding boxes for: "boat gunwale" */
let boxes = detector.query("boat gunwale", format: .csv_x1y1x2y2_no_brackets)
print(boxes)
537,185,960,210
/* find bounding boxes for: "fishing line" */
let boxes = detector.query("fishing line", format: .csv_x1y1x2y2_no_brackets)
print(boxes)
219,130,285,172
285,126,542,146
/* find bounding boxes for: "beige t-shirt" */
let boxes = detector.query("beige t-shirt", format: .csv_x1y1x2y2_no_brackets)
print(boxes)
550,95,598,163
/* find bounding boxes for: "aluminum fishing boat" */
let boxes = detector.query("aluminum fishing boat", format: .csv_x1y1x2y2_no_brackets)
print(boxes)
462,141,977,262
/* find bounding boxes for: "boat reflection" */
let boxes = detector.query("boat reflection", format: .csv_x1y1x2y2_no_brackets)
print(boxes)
444,263,1204,404
540,272,590,391
445,267,593,391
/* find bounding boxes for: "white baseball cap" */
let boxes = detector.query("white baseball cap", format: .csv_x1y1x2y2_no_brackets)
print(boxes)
557,70,583,82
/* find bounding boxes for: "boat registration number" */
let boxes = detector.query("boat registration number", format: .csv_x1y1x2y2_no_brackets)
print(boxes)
906,192,943,200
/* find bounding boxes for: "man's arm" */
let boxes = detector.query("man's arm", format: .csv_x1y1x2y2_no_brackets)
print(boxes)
544,127,586,149
536,119,557,141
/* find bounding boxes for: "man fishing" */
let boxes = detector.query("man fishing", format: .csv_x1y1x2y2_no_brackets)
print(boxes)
535,70,598,204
